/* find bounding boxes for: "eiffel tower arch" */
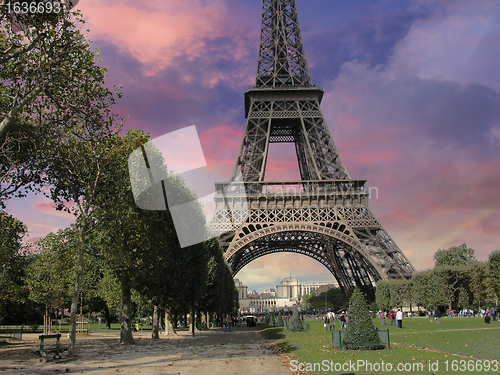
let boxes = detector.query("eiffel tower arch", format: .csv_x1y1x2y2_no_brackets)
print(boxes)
210,0,415,298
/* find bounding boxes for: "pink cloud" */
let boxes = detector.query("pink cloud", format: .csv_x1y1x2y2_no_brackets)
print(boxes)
79,0,257,77
388,1,500,90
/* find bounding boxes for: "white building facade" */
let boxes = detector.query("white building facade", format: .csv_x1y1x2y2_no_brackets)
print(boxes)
235,277,336,313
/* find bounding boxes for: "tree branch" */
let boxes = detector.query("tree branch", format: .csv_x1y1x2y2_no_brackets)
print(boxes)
0,87,42,139
0,33,44,64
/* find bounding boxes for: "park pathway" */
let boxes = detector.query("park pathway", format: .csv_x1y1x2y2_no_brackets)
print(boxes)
0,325,294,375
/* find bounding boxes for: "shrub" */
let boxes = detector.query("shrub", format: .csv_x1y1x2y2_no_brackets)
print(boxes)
289,306,304,331
269,311,276,327
343,288,384,350
277,312,284,327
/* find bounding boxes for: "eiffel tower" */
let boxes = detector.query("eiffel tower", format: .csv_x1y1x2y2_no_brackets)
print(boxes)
210,0,415,297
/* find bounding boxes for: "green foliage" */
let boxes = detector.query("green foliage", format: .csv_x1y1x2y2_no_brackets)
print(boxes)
434,243,476,267
469,262,487,308
488,250,500,301
375,281,390,311
277,311,284,327
25,229,76,310
289,306,303,332
0,211,30,323
343,288,383,350
1,7,122,205
97,271,121,309
306,287,345,310
264,313,270,324
269,311,276,327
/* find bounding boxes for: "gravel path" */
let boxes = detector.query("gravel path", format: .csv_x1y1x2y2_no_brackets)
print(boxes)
0,326,294,375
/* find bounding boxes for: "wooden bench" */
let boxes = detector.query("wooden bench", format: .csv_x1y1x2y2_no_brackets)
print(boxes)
30,334,69,360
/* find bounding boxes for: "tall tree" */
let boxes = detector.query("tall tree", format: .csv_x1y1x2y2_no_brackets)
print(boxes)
0,5,103,204
433,243,476,267
25,229,76,315
0,211,30,323
488,250,500,302
375,281,391,312
3,5,122,354
37,57,121,356
469,262,487,309
92,128,211,343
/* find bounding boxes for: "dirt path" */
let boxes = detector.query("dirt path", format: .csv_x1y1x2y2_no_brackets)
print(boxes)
0,325,294,375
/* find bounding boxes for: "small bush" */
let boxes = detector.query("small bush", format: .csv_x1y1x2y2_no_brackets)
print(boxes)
289,306,304,331
277,312,284,327
269,312,276,327
342,288,384,350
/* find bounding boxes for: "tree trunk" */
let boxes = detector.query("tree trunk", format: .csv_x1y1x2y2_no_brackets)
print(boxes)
120,279,134,345
103,304,112,330
190,303,195,337
151,306,160,340
68,226,87,356
164,308,176,336
172,309,178,329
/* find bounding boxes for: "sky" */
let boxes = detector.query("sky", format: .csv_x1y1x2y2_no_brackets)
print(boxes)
6,0,500,293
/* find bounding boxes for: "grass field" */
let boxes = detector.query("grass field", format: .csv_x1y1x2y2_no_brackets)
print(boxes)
259,317,500,375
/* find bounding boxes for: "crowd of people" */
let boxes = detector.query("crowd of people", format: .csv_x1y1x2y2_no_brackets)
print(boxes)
444,306,499,320
322,312,347,331
378,309,405,328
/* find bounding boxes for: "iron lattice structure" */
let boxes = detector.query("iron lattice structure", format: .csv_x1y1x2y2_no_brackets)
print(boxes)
211,0,415,297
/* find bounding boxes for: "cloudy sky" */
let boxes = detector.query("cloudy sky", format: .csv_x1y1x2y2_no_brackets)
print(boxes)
6,0,500,292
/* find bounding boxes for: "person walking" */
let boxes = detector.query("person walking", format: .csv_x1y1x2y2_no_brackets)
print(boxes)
340,313,346,329
329,313,335,331
389,311,396,326
396,309,403,329
380,311,386,326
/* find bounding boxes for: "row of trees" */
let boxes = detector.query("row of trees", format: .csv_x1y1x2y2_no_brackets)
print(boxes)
1,2,238,356
303,286,347,310
375,244,500,312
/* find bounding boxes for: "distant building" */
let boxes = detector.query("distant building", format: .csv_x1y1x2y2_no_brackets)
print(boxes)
235,277,336,313
234,279,247,300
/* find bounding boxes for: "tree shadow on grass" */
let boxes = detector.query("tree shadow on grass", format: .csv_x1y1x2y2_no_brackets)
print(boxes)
257,324,286,340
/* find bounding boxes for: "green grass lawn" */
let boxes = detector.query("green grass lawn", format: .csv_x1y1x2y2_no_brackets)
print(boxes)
259,317,500,375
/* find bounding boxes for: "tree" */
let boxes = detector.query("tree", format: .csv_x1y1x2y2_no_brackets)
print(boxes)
38,59,121,355
198,238,235,330
342,288,383,350
410,270,448,310
277,311,284,327
411,271,429,309
375,281,390,312
0,211,30,323
469,262,487,309
306,287,345,310
0,5,110,204
2,5,123,355
25,230,75,315
269,311,276,327
457,287,470,310
434,243,476,267
289,306,303,332
488,250,500,302
92,128,213,343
